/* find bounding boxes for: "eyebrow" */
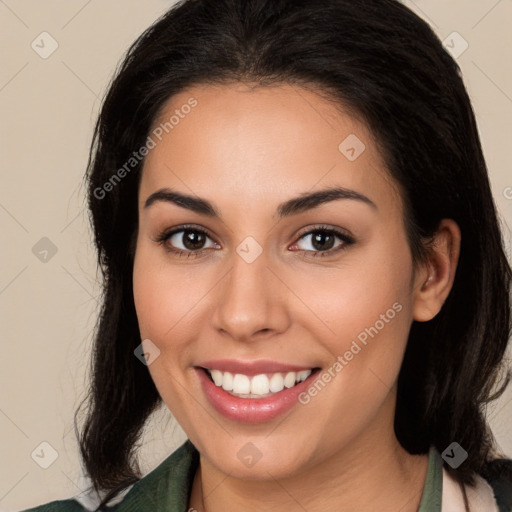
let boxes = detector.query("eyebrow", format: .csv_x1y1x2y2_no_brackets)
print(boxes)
143,185,377,218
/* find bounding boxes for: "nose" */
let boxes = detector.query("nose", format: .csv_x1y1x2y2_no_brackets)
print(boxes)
210,244,291,343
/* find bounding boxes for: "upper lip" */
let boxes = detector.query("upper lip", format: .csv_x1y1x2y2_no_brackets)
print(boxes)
195,359,315,376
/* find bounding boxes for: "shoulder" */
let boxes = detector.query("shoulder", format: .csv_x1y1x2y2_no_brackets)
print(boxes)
17,441,199,512
442,457,512,512
483,458,512,512
111,439,199,509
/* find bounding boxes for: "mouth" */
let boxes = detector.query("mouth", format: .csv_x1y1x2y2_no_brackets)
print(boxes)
194,362,322,423
200,367,317,398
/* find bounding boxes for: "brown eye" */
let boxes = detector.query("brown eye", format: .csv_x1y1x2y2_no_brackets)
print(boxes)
155,225,219,256
175,230,208,251
293,227,355,257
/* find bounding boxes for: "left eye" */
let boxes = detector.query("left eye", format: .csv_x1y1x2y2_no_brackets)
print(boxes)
293,228,353,253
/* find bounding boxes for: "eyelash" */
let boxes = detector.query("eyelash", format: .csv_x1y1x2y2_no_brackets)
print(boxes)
154,224,355,259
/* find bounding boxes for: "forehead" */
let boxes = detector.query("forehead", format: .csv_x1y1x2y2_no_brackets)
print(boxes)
139,82,401,214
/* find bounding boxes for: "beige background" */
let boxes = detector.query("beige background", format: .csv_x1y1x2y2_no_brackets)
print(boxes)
0,0,511,510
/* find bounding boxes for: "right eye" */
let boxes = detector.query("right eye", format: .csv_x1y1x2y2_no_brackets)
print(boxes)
155,225,220,257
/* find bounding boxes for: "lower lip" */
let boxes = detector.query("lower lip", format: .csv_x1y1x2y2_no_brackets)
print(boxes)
195,367,320,423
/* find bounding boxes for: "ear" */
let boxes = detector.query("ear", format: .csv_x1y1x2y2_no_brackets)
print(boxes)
412,218,461,322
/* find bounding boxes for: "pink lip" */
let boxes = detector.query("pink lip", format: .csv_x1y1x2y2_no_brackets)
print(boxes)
195,366,321,423
196,359,313,376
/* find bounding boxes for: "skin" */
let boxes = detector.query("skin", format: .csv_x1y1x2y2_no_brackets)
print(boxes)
132,82,461,512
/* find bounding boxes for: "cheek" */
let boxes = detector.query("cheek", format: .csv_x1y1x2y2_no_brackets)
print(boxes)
289,247,413,444
295,231,414,388
132,244,200,417
133,241,204,343
132,240,220,411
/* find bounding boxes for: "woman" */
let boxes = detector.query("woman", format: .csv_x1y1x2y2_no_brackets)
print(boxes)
22,0,512,511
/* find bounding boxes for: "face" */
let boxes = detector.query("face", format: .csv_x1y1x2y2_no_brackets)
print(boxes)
133,82,423,480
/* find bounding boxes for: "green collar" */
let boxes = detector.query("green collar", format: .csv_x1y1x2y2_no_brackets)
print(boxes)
417,445,443,512
109,441,443,511
108,440,199,511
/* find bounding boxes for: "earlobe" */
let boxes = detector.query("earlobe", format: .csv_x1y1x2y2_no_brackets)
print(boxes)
412,219,461,322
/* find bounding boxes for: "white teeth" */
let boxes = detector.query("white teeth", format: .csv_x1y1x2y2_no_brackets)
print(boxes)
250,374,270,395
232,373,251,394
297,370,310,381
210,369,223,387
284,372,296,388
206,368,313,398
269,373,284,392
221,371,234,391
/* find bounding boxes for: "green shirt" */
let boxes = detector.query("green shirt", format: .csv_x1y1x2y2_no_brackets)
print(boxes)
20,441,512,512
